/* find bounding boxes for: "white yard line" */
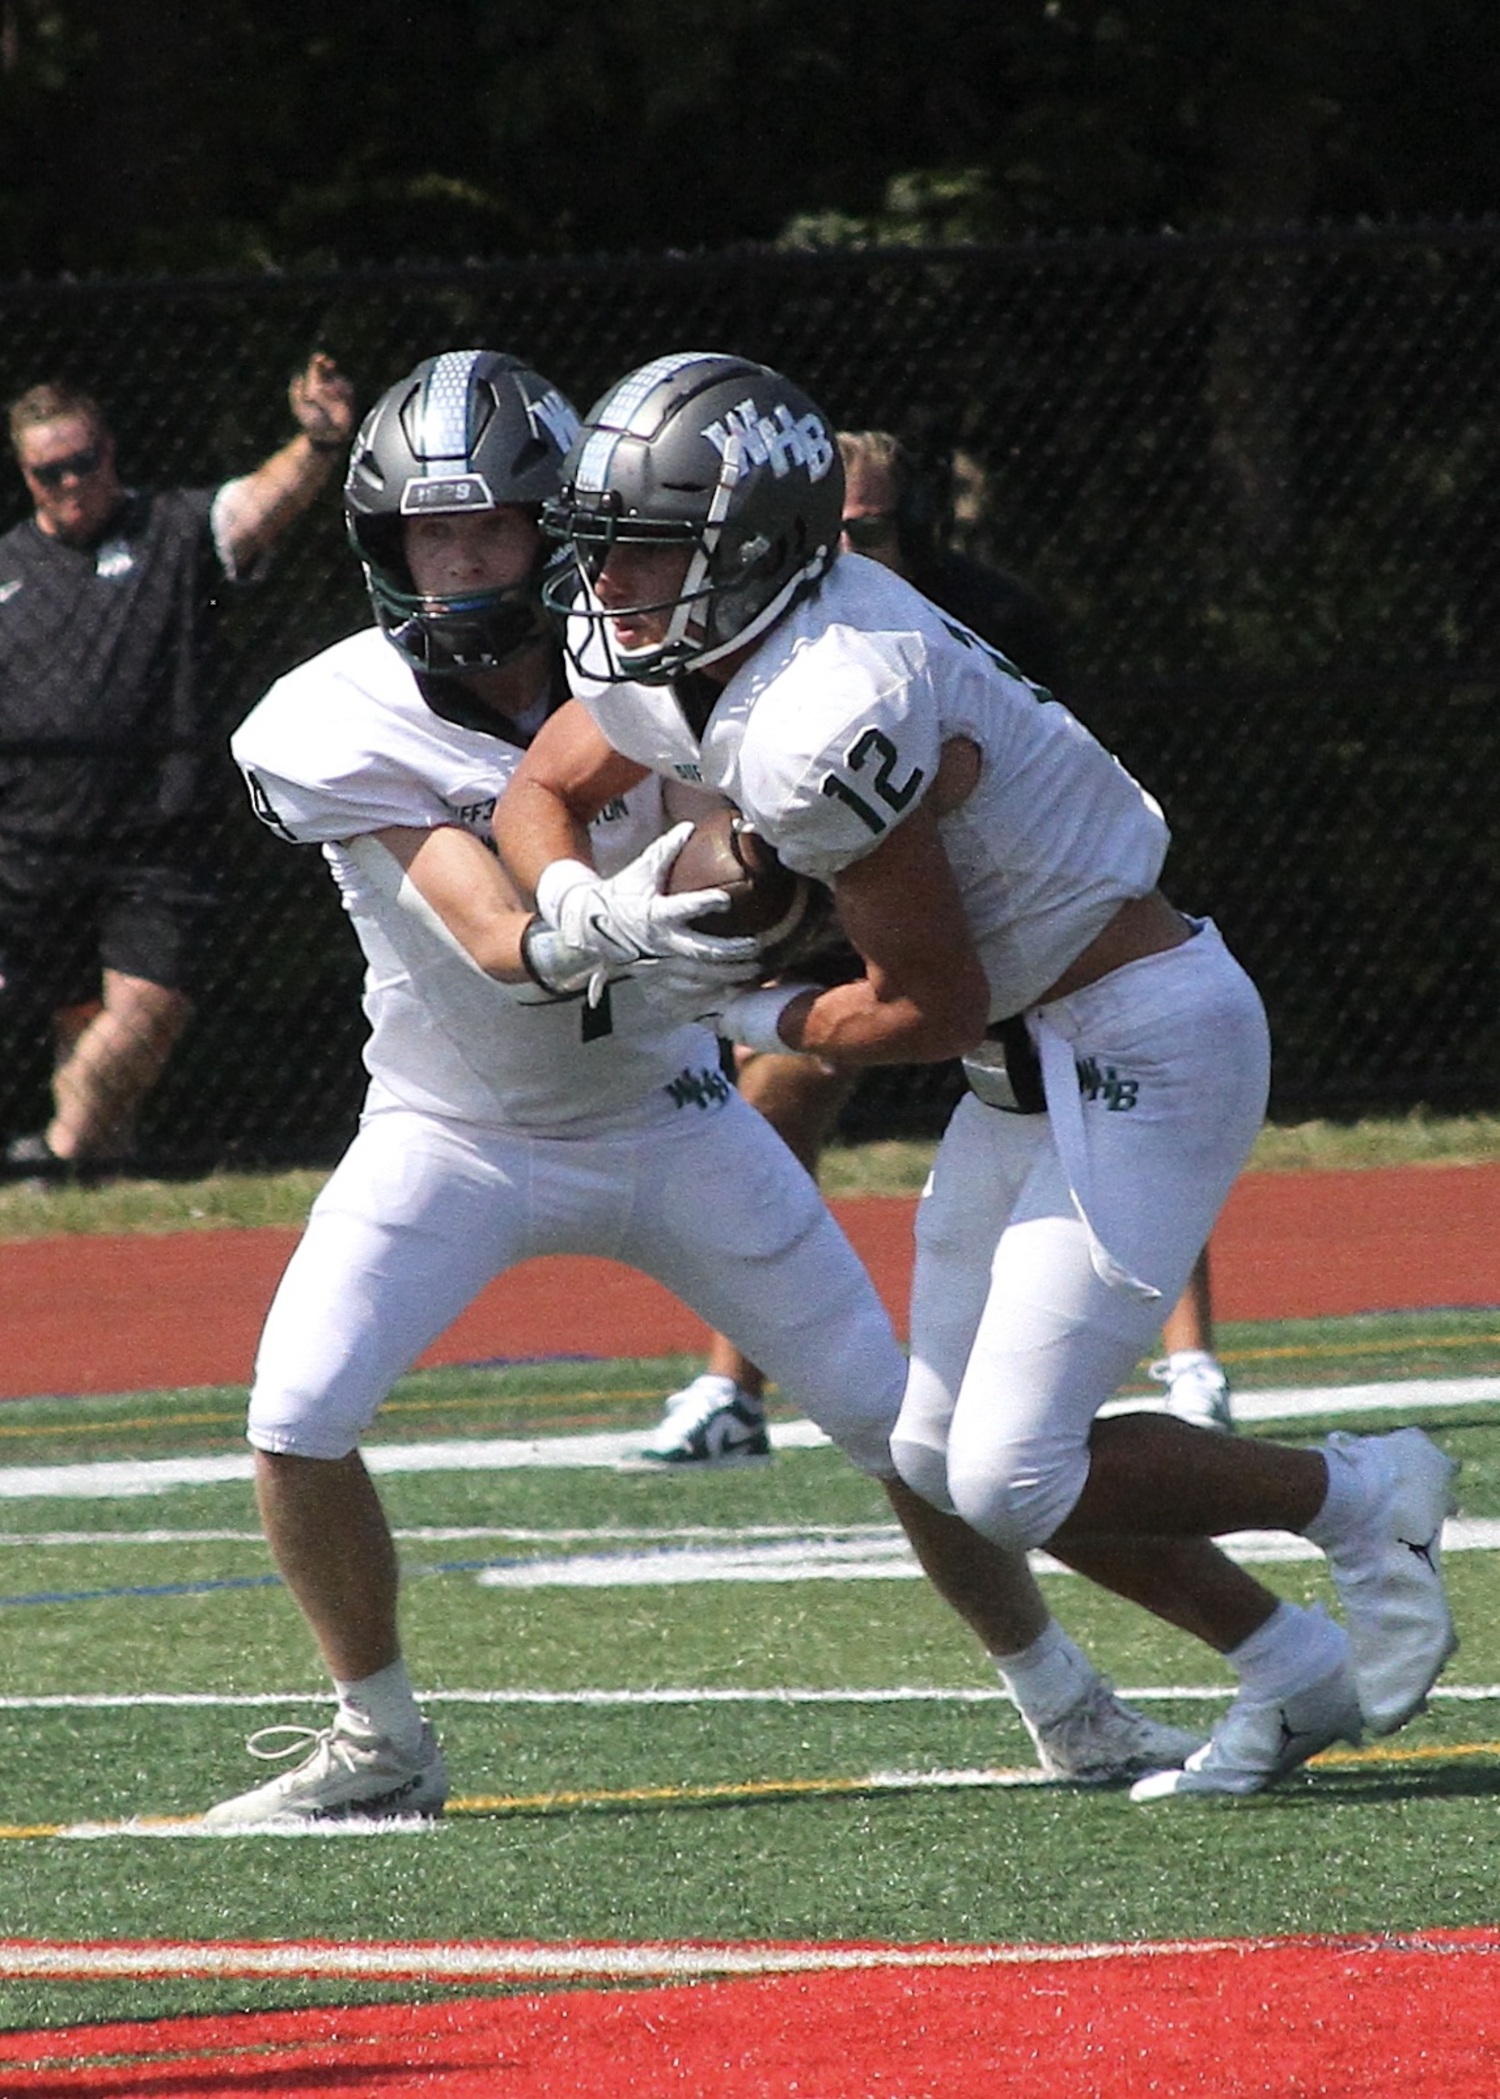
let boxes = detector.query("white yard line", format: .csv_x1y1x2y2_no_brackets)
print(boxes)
0,1681,1496,1713
2,1376,1496,1501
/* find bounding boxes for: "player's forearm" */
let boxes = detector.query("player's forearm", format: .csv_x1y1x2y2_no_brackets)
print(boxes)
492,776,601,901
771,973,986,1066
215,436,343,571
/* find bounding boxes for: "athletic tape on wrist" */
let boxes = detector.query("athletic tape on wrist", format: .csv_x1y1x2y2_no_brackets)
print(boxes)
717,982,814,1054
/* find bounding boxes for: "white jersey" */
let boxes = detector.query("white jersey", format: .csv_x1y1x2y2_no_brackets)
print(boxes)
572,555,1169,1018
232,627,729,1135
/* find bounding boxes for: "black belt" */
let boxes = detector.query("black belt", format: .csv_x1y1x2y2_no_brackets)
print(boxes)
961,1013,1046,1114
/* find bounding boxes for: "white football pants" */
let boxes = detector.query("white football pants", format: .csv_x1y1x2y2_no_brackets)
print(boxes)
892,921,1271,1549
248,1090,904,1477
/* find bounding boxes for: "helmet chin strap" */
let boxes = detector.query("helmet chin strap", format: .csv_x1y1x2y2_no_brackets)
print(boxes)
659,430,741,666
688,547,833,672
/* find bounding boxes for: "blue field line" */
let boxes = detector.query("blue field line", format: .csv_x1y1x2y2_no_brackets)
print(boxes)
7,1519,1500,1612
1,1571,285,1607
0,1552,575,1610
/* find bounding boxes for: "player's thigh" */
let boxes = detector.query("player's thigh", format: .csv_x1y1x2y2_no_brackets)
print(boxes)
896,1095,1046,1461
943,1188,1165,1546
248,1110,541,1457
634,1097,904,1472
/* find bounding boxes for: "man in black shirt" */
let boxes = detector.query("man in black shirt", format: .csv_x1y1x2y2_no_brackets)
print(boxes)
0,353,356,1175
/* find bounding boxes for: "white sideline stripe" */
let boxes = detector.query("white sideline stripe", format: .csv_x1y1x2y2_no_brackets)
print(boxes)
476,1533,919,1586
2,1376,1497,1501
0,1422,828,1500
2,1930,1408,1977
5,1514,1500,1561
470,1517,1500,1589
1102,1376,1500,1423
1,1683,1496,1714
3,1518,1496,1592
0,1522,905,1548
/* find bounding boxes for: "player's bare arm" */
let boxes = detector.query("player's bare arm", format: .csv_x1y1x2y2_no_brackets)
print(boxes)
370,823,535,982
776,795,990,1065
494,698,651,899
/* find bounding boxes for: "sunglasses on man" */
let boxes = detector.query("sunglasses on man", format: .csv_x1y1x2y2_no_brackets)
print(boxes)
840,511,899,552
27,441,108,489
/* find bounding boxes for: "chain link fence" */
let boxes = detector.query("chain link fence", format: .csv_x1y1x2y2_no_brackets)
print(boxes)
1,224,1496,1170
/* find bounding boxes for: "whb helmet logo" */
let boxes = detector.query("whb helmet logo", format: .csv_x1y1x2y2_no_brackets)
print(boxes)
703,398,835,482
528,387,580,456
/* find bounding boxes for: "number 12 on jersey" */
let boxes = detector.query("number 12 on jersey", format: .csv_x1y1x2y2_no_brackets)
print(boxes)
819,727,926,835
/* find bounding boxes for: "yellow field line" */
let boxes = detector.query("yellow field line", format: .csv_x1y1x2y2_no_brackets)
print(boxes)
2,1741,1495,1842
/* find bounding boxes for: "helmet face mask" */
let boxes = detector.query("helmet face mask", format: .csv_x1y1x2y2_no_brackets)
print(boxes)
345,349,580,678
541,352,843,684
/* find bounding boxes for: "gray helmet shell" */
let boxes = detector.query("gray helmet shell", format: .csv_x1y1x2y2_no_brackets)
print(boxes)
346,348,579,677
541,352,843,683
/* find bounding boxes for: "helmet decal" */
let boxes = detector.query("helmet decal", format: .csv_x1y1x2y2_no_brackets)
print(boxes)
701,397,836,483
542,352,844,685
345,348,580,680
413,350,487,468
527,387,581,458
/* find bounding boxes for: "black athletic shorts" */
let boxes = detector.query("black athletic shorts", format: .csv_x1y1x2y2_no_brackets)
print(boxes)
0,851,220,1016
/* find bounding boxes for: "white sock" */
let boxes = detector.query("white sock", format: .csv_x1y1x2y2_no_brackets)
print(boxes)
1304,1434,1384,1551
1227,1600,1344,1703
1166,1349,1221,1378
667,1373,738,1417
334,1659,424,1754
992,1621,1098,1728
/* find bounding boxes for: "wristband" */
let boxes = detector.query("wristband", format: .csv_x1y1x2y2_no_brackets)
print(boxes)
518,916,592,998
716,982,814,1054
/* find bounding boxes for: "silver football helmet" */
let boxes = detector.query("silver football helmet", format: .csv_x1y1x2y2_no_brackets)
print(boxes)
540,352,843,683
346,348,580,677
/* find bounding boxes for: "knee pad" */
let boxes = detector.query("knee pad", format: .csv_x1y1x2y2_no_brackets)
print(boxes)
246,1380,368,1461
944,1442,1089,1555
889,1431,958,1516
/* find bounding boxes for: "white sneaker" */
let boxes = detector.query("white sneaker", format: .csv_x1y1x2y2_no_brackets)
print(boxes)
1320,1427,1459,1736
1025,1677,1206,1783
621,1374,772,1471
1130,1651,1363,1802
203,1718,448,1827
1149,1351,1234,1432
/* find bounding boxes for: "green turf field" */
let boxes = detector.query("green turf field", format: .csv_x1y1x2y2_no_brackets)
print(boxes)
0,1306,1495,2033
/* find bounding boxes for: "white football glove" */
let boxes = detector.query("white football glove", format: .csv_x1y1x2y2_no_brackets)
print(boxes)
534,824,765,969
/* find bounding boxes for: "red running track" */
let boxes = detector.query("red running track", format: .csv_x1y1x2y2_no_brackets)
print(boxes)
1,1162,1496,1401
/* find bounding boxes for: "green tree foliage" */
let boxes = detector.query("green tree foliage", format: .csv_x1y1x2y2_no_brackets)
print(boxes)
2,1,1499,279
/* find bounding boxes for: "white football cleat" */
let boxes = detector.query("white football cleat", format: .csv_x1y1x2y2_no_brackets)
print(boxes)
621,1374,772,1471
1149,1351,1234,1433
1320,1427,1459,1735
202,1718,448,1827
1130,1649,1363,1803
1025,1677,1206,1784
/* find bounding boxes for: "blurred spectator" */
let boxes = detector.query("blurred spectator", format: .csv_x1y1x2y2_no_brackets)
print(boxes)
0,352,356,1179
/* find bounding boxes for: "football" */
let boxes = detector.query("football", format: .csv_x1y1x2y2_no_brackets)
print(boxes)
665,807,809,944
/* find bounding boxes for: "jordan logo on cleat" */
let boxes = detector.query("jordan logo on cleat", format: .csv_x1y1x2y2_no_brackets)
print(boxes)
1399,1528,1440,1570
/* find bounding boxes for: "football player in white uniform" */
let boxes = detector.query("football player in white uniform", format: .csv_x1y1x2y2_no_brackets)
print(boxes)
207,350,1200,1826
495,351,1460,1801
